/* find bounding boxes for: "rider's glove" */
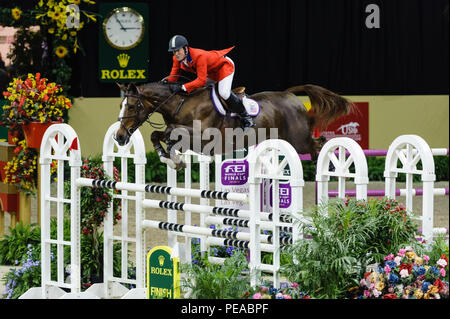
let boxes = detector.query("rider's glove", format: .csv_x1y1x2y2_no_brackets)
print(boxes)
169,83,183,93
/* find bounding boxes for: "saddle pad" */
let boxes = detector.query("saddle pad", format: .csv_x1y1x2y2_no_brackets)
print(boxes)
211,86,260,118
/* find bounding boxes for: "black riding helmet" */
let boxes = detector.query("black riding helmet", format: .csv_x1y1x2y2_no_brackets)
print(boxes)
168,35,188,52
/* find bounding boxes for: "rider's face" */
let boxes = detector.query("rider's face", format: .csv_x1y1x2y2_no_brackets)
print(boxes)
173,47,186,62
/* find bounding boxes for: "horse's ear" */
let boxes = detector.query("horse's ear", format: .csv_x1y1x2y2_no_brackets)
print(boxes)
129,82,141,94
116,82,127,92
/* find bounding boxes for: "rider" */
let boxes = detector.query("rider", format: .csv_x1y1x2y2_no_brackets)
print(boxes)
166,35,255,130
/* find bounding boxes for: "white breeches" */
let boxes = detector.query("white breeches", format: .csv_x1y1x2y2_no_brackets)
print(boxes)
217,57,235,100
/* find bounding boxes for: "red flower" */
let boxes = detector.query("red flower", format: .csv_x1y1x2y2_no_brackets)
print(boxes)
382,294,398,299
441,254,449,265
434,279,444,292
399,263,413,274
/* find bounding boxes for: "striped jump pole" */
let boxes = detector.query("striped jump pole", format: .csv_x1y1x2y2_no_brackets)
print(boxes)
75,178,248,202
141,220,293,245
142,199,293,223
204,216,293,233
329,187,449,197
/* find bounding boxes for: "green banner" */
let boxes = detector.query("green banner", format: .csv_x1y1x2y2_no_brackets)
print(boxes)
98,2,149,83
147,246,180,299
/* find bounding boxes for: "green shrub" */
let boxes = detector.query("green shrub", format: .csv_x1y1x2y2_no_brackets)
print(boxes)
0,222,40,265
281,197,423,299
181,251,250,299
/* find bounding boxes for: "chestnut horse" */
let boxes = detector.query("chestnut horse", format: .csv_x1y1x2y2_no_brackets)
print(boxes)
116,80,355,169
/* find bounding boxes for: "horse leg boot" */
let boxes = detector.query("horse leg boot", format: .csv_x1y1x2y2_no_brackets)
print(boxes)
166,139,186,170
151,131,178,169
225,92,255,131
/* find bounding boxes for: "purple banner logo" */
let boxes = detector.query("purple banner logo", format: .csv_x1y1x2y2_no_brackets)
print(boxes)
221,161,248,186
269,183,292,209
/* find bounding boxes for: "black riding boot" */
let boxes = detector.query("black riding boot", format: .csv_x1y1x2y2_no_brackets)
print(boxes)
225,92,255,130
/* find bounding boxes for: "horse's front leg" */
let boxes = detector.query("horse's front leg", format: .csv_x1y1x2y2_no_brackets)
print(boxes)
151,128,187,170
151,130,177,169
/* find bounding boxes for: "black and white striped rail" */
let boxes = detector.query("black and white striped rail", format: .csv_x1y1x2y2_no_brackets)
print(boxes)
141,220,292,245
76,178,248,202
142,199,293,224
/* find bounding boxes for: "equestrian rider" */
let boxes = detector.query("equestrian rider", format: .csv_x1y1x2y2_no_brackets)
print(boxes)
166,35,255,130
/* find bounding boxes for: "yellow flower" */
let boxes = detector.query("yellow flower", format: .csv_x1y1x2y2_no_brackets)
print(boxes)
82,11,96,22
69,0,81,4
48,28,55,34
415,257,423,265
406,251,416,260
11,8,22,20
61,34,68,41
38,0,44,7
413,289,423,299
428,285,439,294
70,31,77,37
55,46,68,58
375,281,385,291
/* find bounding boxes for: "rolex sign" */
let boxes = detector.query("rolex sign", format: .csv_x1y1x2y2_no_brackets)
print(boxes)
98,2,149,83
147,246,180,299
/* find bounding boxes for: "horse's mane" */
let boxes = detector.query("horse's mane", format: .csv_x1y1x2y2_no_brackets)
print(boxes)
138,81,210,98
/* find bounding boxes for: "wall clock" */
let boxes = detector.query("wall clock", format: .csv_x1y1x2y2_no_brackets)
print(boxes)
103,7,145,50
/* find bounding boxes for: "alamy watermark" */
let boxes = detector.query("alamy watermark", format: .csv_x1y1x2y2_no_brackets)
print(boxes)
365,4,381,29
66,4,80,29
167,120,279,159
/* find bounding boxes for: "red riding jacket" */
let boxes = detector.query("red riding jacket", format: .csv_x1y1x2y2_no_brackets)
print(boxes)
168,46,235,93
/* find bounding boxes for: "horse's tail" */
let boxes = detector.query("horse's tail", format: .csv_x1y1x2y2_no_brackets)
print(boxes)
285,84,357,132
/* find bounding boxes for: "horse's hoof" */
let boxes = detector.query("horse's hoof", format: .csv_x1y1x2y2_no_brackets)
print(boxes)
160,156,177,169
175,161,186,171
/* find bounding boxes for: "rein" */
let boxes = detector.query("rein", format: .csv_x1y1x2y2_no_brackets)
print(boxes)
118,76,193,135
118,90,178,131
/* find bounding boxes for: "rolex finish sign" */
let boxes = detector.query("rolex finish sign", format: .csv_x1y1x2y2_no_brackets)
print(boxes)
147,246,181,299
98,2,148,83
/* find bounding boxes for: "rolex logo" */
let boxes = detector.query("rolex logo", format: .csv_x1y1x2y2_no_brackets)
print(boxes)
158,255,165,266
117,53,130,68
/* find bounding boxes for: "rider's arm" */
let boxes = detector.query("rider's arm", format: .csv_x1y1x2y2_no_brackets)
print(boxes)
183,54,207,93
167,56,181,82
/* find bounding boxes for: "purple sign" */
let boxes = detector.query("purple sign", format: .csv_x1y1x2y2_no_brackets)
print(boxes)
221,160,249,186
269,183,292,209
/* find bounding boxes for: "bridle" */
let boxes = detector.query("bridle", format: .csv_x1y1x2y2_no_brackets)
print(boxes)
117,76,193,137
118,89,175,135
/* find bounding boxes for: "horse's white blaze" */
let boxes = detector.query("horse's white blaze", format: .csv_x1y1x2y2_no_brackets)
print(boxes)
119,97,127,119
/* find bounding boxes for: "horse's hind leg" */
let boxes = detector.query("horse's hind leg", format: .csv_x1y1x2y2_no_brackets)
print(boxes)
310,135,326,164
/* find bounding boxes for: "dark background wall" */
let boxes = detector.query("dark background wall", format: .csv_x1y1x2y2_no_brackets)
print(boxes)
71,0,449,97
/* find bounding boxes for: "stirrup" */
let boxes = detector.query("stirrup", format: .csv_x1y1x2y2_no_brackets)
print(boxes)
240,114,255,130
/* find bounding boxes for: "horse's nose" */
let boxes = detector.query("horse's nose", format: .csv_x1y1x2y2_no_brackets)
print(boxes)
115,132,127,146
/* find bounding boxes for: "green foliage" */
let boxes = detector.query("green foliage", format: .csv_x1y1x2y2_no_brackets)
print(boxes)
423,234,450,267
0,222,40,265
281,197,422,299
181,251,250,299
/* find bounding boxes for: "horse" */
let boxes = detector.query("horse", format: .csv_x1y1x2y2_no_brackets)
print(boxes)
115,80,356,170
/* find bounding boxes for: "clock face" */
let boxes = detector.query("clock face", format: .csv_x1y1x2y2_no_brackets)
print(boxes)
103,7,145,50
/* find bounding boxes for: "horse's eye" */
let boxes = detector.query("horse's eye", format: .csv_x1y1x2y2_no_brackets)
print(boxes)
128,105,134,111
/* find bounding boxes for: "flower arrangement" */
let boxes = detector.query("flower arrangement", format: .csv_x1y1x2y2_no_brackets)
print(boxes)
245,281,310,299
0,1,97,94
1,73,72,127
77,157,121,234
35,0,97,55
0,73,72,194
357,247,449,299
2,139,38,194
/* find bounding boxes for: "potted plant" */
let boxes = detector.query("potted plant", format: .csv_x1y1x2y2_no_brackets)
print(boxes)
1,73,72,148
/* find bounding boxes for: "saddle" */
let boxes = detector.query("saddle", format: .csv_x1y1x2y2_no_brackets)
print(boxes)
210,84,260,118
